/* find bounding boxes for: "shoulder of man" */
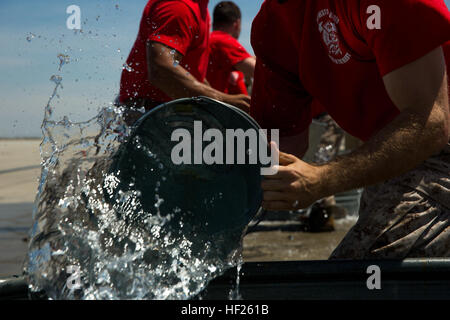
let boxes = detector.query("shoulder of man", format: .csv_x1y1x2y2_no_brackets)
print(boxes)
144,0,200,21
345,0,450,76
213,31,248,51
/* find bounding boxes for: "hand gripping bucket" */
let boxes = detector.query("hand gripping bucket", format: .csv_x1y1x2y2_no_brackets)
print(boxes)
106,97,267,258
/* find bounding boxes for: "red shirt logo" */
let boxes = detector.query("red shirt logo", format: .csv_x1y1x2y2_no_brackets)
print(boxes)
317,9,351,65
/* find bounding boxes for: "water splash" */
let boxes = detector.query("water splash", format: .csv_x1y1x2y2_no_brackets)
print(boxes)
228,256,243,300
25,56,242,300
122,63,134,72
57,54,70,71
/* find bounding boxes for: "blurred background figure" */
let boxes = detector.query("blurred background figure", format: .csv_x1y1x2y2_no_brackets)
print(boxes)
302,108,358,233
207,1,256,97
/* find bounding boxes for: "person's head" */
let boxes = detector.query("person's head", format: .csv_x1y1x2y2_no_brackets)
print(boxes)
213,1,242,39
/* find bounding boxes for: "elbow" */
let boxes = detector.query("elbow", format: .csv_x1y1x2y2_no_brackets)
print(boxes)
432,109,449,152
236,57,256,80
437,120,449,149
434,69,450,150
148,62,163,84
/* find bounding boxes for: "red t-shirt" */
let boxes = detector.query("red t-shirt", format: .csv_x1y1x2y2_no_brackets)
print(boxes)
251,0,450,141
207,30,251,94
119,0,211,103
227,71,248,95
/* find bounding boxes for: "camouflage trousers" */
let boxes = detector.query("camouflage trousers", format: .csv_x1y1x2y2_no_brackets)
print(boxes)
330,143,450,260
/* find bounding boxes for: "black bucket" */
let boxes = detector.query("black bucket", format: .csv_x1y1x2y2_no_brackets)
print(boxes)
106,97,266,252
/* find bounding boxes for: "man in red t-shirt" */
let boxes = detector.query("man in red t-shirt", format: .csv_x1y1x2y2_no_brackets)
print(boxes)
119,0,250,123
253,0,450,258
207,1,256,96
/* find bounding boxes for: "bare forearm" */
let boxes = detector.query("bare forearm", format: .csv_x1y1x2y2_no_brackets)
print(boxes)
150,63,225,101
319,48,449,199
146,42,250,112
147,41,227,101
318,105,449,198
261,47,449,212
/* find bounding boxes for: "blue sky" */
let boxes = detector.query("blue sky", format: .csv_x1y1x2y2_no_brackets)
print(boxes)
0,0,448,138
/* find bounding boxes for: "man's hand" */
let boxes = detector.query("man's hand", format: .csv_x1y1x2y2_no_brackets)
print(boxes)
262,144,325,211
222,93,251,113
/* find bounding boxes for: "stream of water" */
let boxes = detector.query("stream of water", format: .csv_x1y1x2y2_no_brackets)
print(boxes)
24,56,243,300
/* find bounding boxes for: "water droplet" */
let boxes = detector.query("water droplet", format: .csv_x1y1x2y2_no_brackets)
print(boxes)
208,265,217,272
50,75,62,85
122,63,134,72
57,53,70,70
26,33,36,42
